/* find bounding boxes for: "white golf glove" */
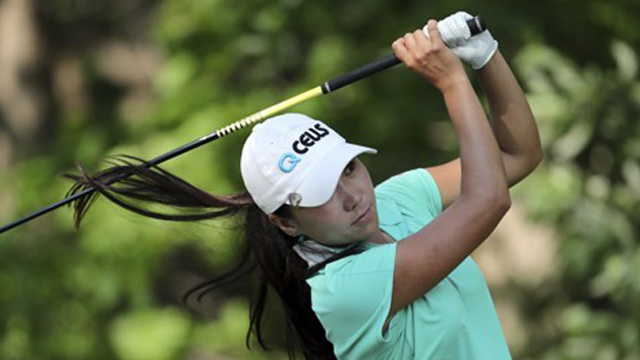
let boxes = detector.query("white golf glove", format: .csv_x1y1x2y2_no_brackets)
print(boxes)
427,11,499,69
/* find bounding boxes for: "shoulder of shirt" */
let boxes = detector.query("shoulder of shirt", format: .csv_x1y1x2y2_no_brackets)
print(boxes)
374,168,429,193
308,243,397,280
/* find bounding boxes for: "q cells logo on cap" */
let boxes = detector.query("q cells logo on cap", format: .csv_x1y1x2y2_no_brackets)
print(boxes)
278,153,301,173
277,122,330,173
292,123,330,154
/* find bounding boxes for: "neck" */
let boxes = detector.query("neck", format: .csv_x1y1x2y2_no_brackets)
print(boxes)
369,229,394,244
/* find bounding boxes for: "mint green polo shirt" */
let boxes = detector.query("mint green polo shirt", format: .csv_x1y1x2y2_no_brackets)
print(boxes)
306,169,512,360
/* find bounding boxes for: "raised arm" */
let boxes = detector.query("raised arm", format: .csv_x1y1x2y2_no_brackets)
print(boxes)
388,21,510,319
428,19,542,208
480,51,542,179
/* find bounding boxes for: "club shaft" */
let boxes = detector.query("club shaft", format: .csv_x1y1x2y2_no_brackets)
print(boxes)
0,16,486,235
0,87,325,235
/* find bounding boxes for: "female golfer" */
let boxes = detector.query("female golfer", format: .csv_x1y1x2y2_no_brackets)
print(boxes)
69,12,541,360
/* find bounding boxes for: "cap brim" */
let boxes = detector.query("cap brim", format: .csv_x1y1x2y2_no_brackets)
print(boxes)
291,143,377,208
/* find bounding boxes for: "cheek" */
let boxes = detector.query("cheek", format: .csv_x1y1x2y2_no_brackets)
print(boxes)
295,207,350,241
306,209,344,231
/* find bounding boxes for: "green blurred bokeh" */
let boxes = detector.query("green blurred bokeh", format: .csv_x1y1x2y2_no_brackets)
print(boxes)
1,0,639,359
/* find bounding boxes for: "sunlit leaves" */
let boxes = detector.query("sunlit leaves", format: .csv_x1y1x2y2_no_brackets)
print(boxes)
4,0,640,359
516,40,640,359
109,308,191,360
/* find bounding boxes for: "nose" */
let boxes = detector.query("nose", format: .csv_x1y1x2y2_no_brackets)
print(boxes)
336,179,361,212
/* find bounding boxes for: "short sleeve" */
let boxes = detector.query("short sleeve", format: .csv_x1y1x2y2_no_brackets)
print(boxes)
375,168,443,220
307,243,399,358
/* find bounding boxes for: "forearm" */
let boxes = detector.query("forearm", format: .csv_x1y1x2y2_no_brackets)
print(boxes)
443,79,508,199
389,23,512,313
390,79,510,314
477,51,543,183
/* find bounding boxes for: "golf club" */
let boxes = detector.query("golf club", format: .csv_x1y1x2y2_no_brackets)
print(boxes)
0,16,486,235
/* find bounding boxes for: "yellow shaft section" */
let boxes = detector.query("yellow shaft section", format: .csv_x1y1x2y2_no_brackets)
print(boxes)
215,86,323,137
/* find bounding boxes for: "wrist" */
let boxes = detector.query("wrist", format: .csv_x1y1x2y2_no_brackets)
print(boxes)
475,50,504,80
438,74,471,95
471,38,499,69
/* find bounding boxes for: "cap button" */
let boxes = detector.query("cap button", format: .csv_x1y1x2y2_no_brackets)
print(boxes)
288,193,302,207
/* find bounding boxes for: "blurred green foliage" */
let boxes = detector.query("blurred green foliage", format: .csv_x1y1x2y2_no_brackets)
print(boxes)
1,0,640,359
512,39,640,359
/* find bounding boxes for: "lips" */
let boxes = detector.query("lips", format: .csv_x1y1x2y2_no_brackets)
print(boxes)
352,204,371,225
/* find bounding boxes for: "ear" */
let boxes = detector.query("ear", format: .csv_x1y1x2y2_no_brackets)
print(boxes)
268,213,302,237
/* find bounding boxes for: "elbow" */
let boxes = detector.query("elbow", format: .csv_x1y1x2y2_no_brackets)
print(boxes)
491,185,512,216
516,142,544,179
464,188,511,217
484,192,511,223
485,188,511,217
530,142,544,171
496,191,512,215
528,129,544,171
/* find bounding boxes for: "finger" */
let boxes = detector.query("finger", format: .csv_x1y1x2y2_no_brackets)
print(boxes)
394,37,407,47
413,29,430,50
391,38,410,61
403,32,419,53
437,18,455,47
402,33,420,65
426,20,443,45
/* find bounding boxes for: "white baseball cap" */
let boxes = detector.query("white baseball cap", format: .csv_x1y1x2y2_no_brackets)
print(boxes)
240,113,377,214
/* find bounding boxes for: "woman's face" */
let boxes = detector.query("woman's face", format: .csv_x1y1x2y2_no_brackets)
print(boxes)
283,158,383,246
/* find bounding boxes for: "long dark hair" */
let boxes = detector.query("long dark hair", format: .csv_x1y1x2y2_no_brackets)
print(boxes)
66,155,362,359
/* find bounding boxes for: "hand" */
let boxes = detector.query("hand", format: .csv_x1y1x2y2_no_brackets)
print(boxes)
392,20,468,93
432,11,499,69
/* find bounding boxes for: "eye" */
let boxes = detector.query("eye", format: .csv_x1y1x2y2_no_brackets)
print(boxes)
343,160,356,176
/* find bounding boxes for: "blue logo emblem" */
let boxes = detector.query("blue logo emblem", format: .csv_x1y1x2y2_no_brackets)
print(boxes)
278,153,301,173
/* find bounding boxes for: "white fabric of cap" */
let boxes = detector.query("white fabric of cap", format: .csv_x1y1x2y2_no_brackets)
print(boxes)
240,113,377,214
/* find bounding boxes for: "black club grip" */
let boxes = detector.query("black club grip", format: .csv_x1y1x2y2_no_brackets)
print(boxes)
322,16,487,94
467,16,487,36
321,54,401,94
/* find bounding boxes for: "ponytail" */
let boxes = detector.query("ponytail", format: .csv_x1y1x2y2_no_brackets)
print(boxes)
65,155,251,226
65,156,337,359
